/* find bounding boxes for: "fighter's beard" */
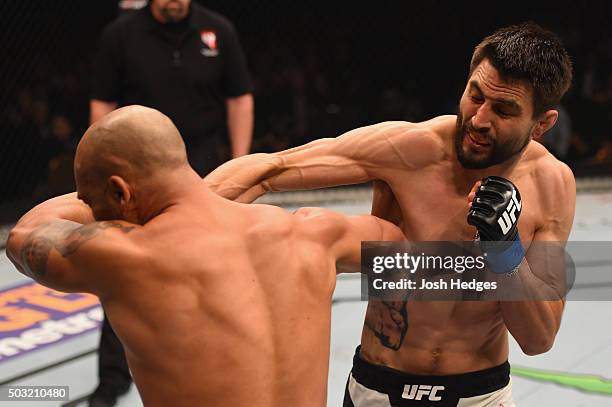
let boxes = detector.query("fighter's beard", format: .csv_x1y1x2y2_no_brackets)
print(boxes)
454,115,530,169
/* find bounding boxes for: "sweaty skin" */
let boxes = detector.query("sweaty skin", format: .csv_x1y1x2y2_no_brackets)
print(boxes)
6,106,404,407
205,59,577,374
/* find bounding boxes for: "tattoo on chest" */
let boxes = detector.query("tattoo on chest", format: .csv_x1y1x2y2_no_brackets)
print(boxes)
364,298,409,351
20,221,135,279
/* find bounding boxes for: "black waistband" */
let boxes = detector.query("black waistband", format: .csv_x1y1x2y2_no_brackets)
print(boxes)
351,346,510,406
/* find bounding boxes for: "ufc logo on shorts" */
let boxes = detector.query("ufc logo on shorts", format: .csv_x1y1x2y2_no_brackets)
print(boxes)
498,189,522,235
401,384,444,401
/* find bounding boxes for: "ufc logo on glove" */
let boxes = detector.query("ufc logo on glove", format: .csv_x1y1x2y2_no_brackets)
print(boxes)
498,189,522,235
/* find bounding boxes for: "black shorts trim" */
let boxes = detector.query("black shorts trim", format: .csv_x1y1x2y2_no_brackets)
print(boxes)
347,346,510,406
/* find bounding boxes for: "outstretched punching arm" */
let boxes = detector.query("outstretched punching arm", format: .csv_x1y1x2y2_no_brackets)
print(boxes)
205,121,427,203
294,207,405,274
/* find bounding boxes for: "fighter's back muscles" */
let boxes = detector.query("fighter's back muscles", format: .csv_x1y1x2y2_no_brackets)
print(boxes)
205,119,446,203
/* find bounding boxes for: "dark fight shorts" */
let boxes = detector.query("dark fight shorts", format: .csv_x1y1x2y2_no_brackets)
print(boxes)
343,346,514,407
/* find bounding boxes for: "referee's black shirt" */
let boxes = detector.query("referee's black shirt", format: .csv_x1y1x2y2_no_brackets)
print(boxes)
92,3,251,142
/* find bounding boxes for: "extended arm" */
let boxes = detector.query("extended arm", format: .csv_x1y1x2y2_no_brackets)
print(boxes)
294,207,405,274
332,213,406,273
205,121,424,202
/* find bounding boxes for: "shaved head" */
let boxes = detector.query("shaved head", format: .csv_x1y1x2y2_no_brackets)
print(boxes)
75,105,192,222
76,105,188,183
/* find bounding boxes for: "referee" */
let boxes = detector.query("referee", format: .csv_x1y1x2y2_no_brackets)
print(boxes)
90,0,253,175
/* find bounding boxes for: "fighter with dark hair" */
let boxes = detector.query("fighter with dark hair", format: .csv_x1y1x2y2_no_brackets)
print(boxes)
206,22,576,406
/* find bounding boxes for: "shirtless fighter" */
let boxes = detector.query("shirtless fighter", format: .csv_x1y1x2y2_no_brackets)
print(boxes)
6,106,404,407
205,23,576,406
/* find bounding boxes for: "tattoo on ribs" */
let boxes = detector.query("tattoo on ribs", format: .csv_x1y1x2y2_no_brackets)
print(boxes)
364,299,409,351
20,221,135,279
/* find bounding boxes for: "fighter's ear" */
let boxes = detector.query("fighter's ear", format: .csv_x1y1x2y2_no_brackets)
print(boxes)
532,109,558,141
107,175,132,206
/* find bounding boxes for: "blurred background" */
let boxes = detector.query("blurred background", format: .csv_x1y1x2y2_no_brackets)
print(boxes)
1,3,612,406
1,0,611,225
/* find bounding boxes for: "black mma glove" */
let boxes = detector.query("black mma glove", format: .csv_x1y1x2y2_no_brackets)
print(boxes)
467,176,524,274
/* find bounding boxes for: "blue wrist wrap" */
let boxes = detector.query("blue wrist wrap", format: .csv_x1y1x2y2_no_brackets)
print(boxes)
482,235,524,274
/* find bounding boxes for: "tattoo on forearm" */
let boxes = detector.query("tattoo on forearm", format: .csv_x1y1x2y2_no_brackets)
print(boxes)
20,221,135,280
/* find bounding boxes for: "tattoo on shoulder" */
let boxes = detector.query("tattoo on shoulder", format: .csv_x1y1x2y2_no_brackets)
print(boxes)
20,221,136,279
20,232,56,280
60,221,135,256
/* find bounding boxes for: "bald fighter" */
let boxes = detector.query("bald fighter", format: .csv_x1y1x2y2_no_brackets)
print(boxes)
6,106,404,407
205,23,576,406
